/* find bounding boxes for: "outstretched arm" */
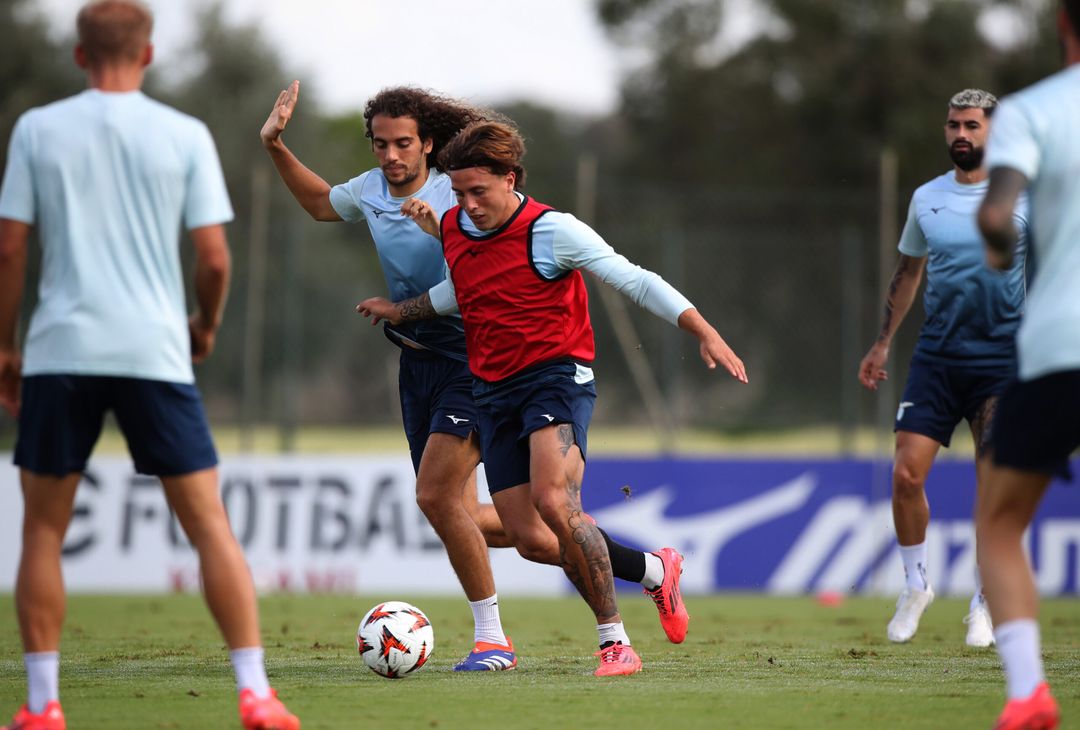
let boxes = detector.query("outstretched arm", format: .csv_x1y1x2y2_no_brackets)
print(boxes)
0,218,28,416
260,80,342,222
979,167,1028,271
857,254,925,391
550,216,747,381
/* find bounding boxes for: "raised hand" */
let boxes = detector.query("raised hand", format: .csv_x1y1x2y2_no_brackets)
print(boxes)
260,80,300,148
400,198,441,240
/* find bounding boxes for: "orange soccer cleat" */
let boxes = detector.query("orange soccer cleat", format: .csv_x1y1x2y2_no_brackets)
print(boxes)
993,683,1060,730
238,688,300,730
593,642,642,677
1,702,66,730
644,547,690,643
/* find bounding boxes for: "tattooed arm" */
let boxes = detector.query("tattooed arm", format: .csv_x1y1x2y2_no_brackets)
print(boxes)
979,168,1028,271
857,253,926,391
355,291,438,326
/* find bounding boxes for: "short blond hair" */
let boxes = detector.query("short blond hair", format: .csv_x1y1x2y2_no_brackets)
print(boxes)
949,89,998,115
77,0,153,65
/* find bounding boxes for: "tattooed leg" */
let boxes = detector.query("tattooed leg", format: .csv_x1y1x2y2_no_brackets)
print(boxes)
529,424,620,624
970,395,999,459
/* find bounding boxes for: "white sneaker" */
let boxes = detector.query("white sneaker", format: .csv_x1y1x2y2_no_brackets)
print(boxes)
887,585,934,643
963,602,995,648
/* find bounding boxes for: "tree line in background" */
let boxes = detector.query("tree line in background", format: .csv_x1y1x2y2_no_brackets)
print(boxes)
0,0,1060,443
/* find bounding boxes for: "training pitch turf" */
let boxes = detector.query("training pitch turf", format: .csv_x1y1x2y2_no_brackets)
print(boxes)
0,593,1076,729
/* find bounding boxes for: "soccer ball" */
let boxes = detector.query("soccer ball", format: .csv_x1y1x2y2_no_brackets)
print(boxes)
356,601,434,678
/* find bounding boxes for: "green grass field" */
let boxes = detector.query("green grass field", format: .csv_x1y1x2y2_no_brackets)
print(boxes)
1,594,1076,729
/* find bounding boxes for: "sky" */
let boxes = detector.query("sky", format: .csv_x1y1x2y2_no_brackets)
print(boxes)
32,0,629,116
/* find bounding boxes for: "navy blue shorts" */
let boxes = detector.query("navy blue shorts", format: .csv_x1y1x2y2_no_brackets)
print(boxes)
398,348,477,474
894,355,1014,448
14,374,218,477
473,361,596,494
991,370,1080,480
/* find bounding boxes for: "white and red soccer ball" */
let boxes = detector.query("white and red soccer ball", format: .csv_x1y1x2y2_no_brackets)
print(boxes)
356,601,434,678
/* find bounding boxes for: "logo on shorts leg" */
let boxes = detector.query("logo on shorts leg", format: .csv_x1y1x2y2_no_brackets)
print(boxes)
896,401,915,421
446,415,470,425
542,414,555,422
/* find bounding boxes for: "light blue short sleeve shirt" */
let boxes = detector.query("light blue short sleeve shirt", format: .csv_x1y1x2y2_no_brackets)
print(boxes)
0,89,234,383
988,65,1080,380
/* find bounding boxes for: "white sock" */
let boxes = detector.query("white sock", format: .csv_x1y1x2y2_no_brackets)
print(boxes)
994,619,1045,700
24,652,59,714
230,647,271,699
469,594,507,646
597,622,630,647
642,552,664,591
898,542,929,590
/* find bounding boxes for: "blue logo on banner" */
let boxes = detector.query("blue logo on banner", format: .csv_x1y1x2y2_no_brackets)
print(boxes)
582,459,1079,596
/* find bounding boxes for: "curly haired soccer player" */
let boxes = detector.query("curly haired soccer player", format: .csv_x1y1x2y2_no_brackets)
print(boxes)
262,85,688,671
358,121,747,675
858,89,1029,649
0,2,298,728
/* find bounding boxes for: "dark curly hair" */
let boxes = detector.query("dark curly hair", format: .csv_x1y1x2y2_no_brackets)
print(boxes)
438,121,527,190
363,88,501,173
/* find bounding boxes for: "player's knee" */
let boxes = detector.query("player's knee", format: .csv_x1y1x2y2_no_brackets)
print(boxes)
531,490,569,529
892,464,926,500
511,532,559,565
414,483,451,522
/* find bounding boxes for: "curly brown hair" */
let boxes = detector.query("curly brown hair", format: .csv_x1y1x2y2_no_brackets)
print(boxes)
437,121,527,190
363,88,502,173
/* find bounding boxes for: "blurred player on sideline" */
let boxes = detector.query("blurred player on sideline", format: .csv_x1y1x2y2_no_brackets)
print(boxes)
858,89,1028,648
358,121,747,675
262,85,691,670
0,2,298,729
974,2,1080,727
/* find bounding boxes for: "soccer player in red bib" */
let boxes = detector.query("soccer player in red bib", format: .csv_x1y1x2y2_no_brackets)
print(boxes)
359,121,747,676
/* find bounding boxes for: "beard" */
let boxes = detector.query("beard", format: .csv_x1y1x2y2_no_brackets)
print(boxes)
949,142,984,172
382,162,420,187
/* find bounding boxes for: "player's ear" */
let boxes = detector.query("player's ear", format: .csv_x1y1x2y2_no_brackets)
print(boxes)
74,44,88,69
142,43,154,68
422,137,434,155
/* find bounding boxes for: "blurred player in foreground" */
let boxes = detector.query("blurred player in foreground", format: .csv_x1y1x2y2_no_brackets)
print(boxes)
0,2,298,728
974,2,1080,727
359,121,747,675
858,89,1028,648
263,85,691,668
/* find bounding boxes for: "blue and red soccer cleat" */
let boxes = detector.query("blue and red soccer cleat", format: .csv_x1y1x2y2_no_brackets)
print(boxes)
993,683,1060,730
1,701,65,730
453,637,517,671
644,547,690,643
594,642,642,677
238,688,300,730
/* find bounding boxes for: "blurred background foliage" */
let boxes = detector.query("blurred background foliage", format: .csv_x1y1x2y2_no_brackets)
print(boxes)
0,0,1060,447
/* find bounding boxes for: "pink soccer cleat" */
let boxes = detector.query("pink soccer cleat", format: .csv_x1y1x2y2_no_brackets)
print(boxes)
593,642,642,677
238,688,300,730
1,702,65,730
644,547,690,643
993,683,1060,730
